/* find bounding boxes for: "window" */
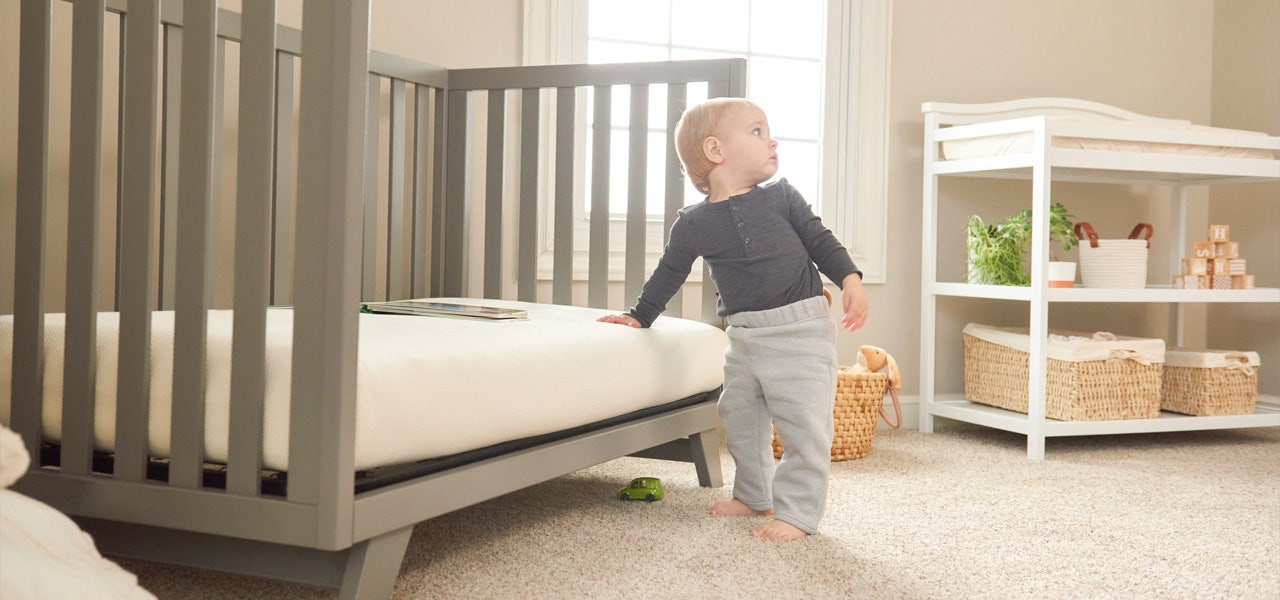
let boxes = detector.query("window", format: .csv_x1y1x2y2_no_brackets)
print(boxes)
523,0,890,283
587,0,825,213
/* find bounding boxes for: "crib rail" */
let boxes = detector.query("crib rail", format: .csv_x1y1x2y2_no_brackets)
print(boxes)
7,0,743,551
443,59,744,317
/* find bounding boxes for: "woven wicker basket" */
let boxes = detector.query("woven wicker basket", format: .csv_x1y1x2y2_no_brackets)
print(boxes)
1161,349,1258,416
963,331,1162,421
772,369,890,461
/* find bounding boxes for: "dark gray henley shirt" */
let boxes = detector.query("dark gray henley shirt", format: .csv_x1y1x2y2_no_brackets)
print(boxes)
628,178,861,328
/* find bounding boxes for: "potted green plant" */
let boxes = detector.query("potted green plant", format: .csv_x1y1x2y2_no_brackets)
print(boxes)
965,203,1078,286
1044,202,1079,287
966,213,1030,285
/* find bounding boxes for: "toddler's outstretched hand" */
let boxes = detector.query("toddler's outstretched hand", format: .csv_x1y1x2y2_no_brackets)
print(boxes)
598,313,641,328
840,273,868,332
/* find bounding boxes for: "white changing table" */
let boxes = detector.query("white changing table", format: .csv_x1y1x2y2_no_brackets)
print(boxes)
918,98,1280,460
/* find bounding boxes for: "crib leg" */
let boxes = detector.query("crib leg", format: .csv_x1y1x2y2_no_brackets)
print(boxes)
690,428,723,488
338,525,414,600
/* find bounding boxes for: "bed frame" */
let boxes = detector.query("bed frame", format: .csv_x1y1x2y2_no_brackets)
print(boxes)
7,2,744,598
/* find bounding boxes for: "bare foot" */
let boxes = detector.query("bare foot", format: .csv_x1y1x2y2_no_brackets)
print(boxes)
752,519,808,541
709,498,774,517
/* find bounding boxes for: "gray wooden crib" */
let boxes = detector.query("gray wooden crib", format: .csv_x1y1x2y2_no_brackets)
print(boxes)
6,1,744,598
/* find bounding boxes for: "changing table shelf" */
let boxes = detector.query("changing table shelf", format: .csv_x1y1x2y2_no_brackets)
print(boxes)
931,394,1280,437
918,98,1280,460
931,282,1280,303
930,152,1280,185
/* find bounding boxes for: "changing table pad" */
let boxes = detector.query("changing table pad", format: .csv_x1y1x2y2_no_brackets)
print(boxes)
0,299,729,471
940,117,1275,161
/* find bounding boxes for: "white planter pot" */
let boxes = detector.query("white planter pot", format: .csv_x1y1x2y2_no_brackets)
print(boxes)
1047,261,1076,288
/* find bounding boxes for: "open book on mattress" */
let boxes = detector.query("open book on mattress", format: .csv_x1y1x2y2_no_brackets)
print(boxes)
360,300,529,320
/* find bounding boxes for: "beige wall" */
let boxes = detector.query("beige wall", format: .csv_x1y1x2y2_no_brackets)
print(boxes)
221,0,523,67
1208,0,1280,397
2,0,1276,400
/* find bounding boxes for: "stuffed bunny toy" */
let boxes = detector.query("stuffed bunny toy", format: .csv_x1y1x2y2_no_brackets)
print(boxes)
850,344,902,391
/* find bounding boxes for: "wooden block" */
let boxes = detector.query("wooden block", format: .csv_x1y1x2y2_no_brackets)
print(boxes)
1231,274,1255,290
1208,258,1227,276
1209,224,1230,242
1228,258,1247,275
1215,241,1240,259
1212,275,1233,290
1172,275,1186,289
1182,257,1208,276
1192,241,1214,258
1183,274,1209,289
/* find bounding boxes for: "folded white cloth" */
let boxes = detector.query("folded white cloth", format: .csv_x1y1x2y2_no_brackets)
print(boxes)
964,323,1165,364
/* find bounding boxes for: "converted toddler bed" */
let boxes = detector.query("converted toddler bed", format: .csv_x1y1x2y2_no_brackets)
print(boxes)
5,2,745,598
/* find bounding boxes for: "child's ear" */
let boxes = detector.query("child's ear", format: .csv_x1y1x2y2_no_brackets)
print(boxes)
703,136,724,164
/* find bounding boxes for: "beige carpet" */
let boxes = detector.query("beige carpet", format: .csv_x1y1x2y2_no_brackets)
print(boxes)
123,425,1280,599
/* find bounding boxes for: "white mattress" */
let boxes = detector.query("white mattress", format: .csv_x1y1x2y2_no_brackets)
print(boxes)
0,299,729,471
940,117,1275,161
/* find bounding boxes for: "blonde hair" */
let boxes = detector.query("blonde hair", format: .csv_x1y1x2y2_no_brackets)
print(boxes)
674,97,758,195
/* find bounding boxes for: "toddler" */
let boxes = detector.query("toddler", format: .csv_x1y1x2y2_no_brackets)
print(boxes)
598,98,868,540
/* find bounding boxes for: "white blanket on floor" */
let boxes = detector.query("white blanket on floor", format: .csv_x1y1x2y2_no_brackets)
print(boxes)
0,426,156,600
1,299,728,471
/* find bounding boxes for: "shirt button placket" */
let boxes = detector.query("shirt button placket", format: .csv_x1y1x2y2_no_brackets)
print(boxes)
732,202,752,251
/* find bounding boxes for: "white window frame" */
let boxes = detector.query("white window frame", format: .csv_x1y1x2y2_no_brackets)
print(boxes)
522,0,891,284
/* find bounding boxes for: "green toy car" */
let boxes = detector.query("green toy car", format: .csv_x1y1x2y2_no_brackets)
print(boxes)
617,477,664,502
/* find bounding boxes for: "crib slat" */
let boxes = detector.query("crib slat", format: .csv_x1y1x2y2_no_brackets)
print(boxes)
516,89,539,302
62,0,108,478
442,89,467,296
387,80,407,299
112,15,125,313
664,83,687,316
116,0,162,482
170,0,219,489
411,86,431,298
552,87,574,305
12,0,53,463
587,85,611,309
362,76,379,301
428,87,446,297
209,38,226,294
228,0,277,498
483,89,505,299
159,24,181,310
624,85,648,307
289,0,369,524
271,52,296,305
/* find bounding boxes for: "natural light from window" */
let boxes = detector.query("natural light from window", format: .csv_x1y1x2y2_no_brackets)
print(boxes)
585,0,825,216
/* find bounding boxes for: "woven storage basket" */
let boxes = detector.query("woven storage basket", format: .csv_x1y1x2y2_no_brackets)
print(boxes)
962,323,1163,421
772,369,890,461
1074,222,1153,289
1161,348,1259,416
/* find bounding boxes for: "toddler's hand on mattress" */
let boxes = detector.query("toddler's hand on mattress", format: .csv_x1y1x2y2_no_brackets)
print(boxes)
597,313,641,328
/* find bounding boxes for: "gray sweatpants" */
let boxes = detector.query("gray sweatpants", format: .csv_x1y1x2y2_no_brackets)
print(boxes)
718,295,837,534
